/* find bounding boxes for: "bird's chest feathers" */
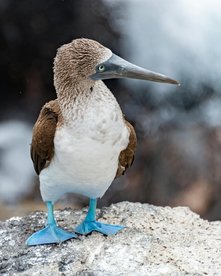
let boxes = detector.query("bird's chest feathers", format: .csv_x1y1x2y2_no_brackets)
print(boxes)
60,83,127,144
83,103,124,143
56,105,127,154
52,104,129,196
54,82,129,181
55,96,128,162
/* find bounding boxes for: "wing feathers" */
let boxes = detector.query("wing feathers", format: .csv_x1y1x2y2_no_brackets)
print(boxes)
115,120,137,178
31,100,61,175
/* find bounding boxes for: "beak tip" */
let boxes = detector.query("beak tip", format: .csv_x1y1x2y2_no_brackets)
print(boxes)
169,78,180,86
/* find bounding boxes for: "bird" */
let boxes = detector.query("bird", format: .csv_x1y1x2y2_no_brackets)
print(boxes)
26,38,179,246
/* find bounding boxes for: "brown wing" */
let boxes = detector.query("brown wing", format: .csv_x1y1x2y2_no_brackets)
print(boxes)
31,99,62,175
115,120,137,178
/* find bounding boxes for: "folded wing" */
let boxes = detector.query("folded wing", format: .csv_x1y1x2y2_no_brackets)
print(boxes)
115,120,137,178
31,100,61,175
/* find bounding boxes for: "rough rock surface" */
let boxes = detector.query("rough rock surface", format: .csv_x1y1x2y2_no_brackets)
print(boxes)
0,202,221,275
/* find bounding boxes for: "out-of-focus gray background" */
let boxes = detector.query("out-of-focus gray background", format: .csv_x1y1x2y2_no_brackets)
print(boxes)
1,0,221,220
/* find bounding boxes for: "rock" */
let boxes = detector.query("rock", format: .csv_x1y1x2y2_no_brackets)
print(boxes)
0,202,221,275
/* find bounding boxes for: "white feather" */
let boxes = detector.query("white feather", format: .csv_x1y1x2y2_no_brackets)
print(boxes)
40,81,129,203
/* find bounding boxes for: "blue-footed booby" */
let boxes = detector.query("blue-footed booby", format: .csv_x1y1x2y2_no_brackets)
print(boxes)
26,38,179,246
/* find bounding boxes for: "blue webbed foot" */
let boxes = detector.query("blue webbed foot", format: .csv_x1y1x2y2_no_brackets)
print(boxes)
75,198,125,236
26,201,77,246
26,224,77,246
75,220,125,235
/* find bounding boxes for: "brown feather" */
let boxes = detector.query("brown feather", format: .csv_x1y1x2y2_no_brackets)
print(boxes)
115,120,137,178
31,99,62,175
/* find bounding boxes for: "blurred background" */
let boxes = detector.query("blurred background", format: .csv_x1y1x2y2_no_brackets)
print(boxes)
0,0,221,221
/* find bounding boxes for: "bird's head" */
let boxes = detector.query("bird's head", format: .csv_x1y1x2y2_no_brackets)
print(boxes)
54,38,179,90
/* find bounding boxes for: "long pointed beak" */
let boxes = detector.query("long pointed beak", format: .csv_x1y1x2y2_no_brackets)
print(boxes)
91,54,179,85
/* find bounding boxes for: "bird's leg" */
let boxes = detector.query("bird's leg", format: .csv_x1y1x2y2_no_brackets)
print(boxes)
26,201,77,246
75,198,125,235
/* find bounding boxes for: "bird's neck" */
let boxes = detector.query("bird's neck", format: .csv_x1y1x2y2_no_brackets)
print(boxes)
56,79,96,125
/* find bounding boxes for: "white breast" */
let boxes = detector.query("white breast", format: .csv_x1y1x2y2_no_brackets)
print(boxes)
40,82,129,203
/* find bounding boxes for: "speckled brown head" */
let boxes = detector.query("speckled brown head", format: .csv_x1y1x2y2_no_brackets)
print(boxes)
54,38,179,94
54,38,112,90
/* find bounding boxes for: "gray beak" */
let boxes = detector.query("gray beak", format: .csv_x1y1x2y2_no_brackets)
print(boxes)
91,54,179,85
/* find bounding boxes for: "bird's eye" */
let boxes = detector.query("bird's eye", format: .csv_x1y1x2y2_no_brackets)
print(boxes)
98,64,105,72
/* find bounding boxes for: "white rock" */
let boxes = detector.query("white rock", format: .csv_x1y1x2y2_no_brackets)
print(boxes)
0,202,221,275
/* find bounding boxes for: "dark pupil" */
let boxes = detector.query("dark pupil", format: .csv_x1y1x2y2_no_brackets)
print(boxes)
99,65,104,71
